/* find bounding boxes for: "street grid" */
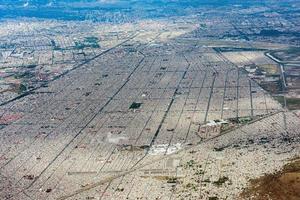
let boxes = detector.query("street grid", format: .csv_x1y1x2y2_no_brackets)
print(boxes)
0,36,285,200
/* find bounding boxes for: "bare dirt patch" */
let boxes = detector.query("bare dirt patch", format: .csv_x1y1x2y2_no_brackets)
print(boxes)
240,158,300,200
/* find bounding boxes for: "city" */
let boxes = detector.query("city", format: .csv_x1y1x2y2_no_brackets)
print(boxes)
0,1,299,200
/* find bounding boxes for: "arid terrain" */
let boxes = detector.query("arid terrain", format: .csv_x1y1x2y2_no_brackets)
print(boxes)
0,1,299,200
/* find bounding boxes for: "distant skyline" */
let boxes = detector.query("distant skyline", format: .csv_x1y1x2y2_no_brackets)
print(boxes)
0,0,276,21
